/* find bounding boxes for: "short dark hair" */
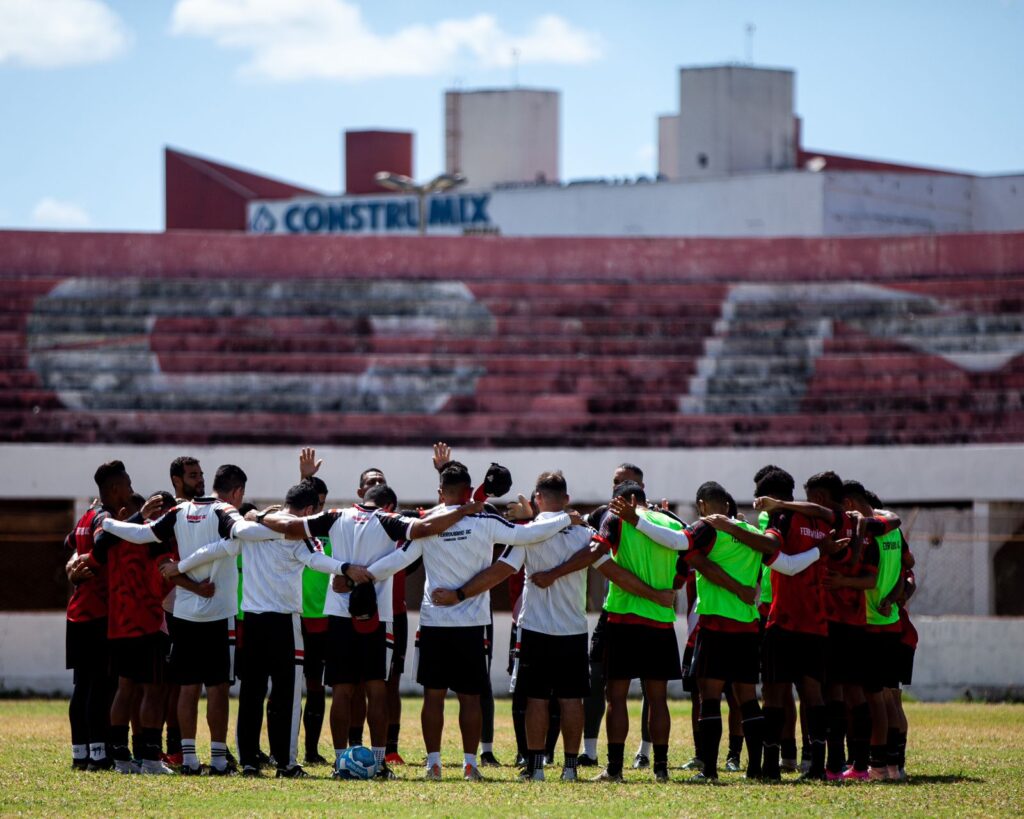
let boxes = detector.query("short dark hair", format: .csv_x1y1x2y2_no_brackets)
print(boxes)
616,462,644,481
359,468,386,488
305,476,328,497
364,483,398,509
154,491,176,509
842,479,869,504
238,502,257,516
213,464,247,494
805,470,844,504
535,471,568,500
436,460,469,476
755,467,795,502
613,480,646,504
170,456,199,480
753,464,784,484
285,482,320,510
865,489,883,508
93,460,127,491
128,493,146,512
696,480,733,511
440,464,472,490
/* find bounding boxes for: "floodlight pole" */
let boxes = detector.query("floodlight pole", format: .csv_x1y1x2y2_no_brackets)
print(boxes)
374,172,467,235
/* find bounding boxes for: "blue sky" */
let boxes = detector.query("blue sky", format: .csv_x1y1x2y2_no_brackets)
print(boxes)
1,0,1022,232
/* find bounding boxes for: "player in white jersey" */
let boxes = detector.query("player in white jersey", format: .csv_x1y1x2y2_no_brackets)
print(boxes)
100,464,277,774
161,481,354,778
258,482,485,779
431,471,676,782
352,464,582,782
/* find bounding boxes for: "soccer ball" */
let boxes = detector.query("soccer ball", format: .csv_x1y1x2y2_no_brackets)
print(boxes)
334,746,377,780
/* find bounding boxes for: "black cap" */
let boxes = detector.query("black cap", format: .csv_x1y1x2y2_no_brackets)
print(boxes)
349,583,379,634
473,462,513,502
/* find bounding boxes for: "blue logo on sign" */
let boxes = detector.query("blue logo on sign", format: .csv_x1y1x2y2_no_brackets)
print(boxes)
250,205,277,234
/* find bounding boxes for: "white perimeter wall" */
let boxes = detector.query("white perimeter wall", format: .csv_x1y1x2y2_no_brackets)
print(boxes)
2,612,1021,701
823,172,974,235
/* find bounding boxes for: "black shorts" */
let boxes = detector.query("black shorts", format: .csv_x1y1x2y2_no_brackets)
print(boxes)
604,620,682,682
168,617,231,686
515,629,590,700
236,612,296,680
325,615,389,685
390,612,408,676
863,630,902,692
762,626,827,685
826,622,868,685
110,632,169,684
66,618,108,673
589,611,608,664
300,621,328,683
693,628,761,685
896,642,915,686
681,643,697,693
416,625,488,695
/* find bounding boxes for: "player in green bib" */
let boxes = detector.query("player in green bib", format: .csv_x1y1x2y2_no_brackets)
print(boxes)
639,481,823,781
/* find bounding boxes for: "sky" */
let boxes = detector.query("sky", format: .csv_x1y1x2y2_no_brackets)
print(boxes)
1,0,1022,232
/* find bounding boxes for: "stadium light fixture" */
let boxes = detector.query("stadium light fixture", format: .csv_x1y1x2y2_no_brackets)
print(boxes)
374,171,467,235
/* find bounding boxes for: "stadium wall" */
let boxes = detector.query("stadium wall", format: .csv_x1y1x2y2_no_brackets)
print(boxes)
2,612,1021,701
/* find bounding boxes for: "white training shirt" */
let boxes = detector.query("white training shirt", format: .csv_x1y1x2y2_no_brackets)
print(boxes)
499,511,600,637
303,505,417,622
176,536,347,615
368,508,572,628
101,496,280,623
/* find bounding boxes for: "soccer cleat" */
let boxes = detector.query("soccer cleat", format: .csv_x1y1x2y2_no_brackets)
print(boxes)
798,759,811,774
114,759,142,774
206,764,234,777
633,753,650,769
518,767,544,782
681,757,704,771
424,763,443,781
654,765,670,783
463,764,484,781
514,753,527,768
867,766,890,782
560,767,578,782
86,757,114,772
374,763,398,780
384,752,406,766
886,765,902,781
826,770,845,782
725,756,741,773
799,769,827,782
162,752,184,767
895,767,908,782
304,752,329,766
276,765,309,779
479,751,501,767
592,769,624,783
842,768,869,782
72,758,90,771
687,772,718,784
179,763,205,776
255,750,272,769
241,765,261,778
576,754,599,767
780,758,799,773
142,759,176,775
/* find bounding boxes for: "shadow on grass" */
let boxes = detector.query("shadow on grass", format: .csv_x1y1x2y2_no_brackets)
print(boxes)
902,774,984,785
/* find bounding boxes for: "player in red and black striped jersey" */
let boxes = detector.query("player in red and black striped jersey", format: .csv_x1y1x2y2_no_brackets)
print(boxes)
64,460,137,771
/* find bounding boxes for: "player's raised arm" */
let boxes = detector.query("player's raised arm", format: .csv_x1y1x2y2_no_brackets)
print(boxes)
610,495,692,551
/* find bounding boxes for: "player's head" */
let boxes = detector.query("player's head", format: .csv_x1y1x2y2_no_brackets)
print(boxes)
146,490,176,520
613,480,646,507
865,489,883,509
695,480,734,517
754,466,794,501
438,463,473,505
357,467,386,499
123,492,145,520
613,462,644,489
169,456,204,500
94,460,133,509
362,483,398,512
841,479,875,514
238,502,257,516
805,470,844,507
534,470,569,512
212,464,248,507
285,482,320,516
302,476,328,512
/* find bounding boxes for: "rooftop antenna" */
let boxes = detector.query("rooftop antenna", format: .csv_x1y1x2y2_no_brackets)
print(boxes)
511,47,520,86
745,23,755,64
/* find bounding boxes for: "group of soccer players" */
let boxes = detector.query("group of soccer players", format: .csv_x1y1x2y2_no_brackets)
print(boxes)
63,445,917,784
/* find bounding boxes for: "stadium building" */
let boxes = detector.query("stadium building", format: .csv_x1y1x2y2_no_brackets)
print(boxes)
1,65,1022,698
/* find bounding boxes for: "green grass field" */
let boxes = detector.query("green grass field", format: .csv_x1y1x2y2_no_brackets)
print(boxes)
1,698,1022,817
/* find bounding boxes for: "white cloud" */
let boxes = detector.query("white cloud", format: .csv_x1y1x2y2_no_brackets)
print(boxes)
0,0,130,68
31,197,91,228
636,143,656,163
170,0,602,81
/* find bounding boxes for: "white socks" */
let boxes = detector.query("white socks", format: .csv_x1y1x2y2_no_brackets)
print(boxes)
181,739,199,768
637,740,652,756
72,744,88,760
426,751,442,768
481,742,493,753
464,753,477,769
583,738,598,758
210,741,228,771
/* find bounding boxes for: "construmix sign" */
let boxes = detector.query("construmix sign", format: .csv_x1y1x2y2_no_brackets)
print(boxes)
247,193,493,235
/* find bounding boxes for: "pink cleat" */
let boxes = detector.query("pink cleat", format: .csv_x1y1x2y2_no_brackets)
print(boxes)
842,768,870,782
826,770,845,782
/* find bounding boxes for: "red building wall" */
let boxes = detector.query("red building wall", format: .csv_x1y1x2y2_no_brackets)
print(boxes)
345,131,413,194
